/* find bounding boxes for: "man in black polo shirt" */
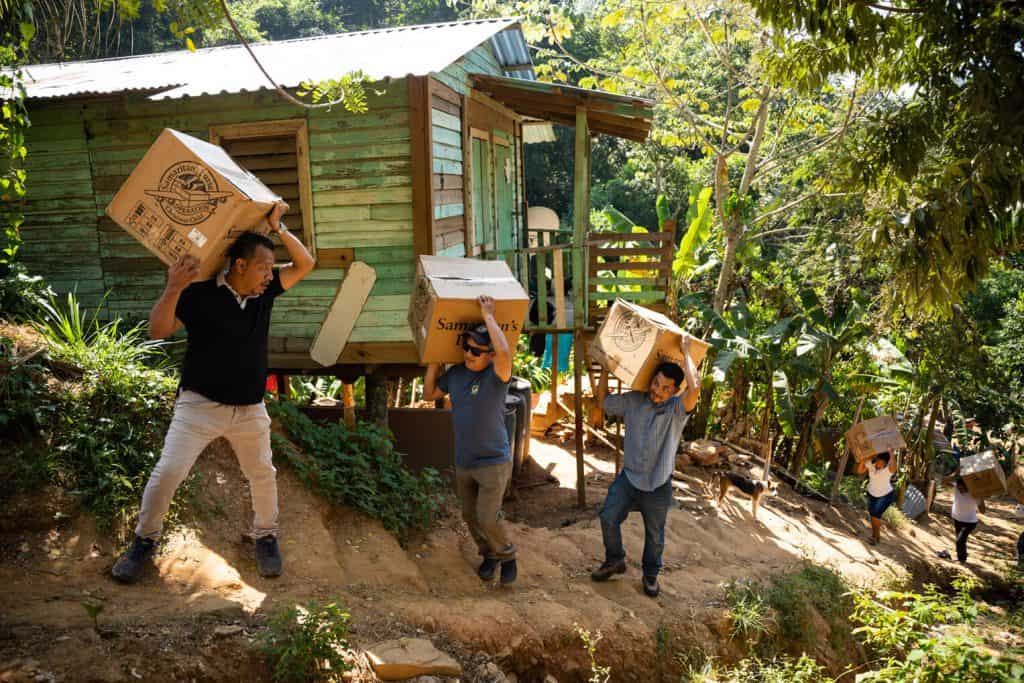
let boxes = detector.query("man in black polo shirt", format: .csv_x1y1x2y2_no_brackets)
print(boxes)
112,201,314,583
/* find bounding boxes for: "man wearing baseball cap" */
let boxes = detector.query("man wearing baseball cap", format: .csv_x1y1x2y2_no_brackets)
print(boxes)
422,295,517,585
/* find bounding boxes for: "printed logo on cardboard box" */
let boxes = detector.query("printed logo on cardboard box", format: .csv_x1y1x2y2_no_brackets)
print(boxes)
608,308,650,352
144,161,234,225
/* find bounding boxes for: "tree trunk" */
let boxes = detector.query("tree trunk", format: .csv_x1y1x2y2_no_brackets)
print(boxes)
761,385,775,477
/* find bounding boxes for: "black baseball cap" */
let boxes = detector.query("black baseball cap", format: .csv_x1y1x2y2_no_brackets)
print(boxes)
464,324,492,348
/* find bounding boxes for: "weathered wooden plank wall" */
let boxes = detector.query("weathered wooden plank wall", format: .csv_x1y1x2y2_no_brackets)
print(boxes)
22,85,417,354
20,103,106,313
307,81,414,348
430,81,466,257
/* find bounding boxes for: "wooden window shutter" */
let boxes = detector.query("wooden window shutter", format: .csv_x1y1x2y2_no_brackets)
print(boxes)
209,119,315,262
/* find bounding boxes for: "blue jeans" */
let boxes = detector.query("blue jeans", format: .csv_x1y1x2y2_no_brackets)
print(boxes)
867,491,895,520
599,471,673,577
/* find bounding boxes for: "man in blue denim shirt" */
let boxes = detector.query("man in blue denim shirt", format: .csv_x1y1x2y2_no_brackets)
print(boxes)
591,336,701,597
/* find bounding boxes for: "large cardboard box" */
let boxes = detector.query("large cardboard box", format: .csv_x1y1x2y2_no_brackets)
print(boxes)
106,128,280,280
960,451,1007,499
846,416,907,463
590,299,710,390
408,255,529,364
1007,465,1024,504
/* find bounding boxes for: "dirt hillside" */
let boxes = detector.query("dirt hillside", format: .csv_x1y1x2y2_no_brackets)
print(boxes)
2,434,1021,682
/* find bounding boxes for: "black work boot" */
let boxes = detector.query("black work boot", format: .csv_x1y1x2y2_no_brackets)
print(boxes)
255,536,283,578
478,557,500,581
642,575,660,598
590,559,627,582
111,536,156,584
500,559,517,586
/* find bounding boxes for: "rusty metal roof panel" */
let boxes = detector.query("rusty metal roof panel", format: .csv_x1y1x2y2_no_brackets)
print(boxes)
20,18,528,100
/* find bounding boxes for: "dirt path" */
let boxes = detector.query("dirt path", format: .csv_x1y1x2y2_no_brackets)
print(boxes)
2,436,1021,682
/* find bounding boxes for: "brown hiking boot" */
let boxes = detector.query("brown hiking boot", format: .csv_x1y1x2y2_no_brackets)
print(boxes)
590,559,627,582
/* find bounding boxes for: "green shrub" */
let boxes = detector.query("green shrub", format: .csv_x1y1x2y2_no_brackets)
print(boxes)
851,576,1023,681
0,263,54,321
513,335,550,394
269,400,446,542
6,293,187,536
256,599,352,683
800,462,865,505
766,563,851,648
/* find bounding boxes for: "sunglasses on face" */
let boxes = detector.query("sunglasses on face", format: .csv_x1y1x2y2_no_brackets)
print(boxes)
462,342,493,357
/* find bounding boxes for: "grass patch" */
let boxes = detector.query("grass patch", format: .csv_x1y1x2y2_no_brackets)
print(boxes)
687,654,830,683
724,579,770,648
269,400,447,543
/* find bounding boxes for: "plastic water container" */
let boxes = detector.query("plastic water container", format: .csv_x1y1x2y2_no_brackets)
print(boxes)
507,377,532,473
901,484,926,519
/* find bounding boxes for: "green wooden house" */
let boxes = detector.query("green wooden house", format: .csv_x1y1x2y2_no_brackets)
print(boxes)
17,18,654,377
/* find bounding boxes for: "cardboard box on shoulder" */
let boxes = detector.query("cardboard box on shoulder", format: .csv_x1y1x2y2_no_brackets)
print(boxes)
408,255,529,364
106,128,281,280
960,451,1008,499
1007,465,1024,504
590,299,710,391
846,416,907,463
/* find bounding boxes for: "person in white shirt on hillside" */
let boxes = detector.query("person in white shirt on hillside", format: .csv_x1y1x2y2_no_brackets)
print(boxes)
940,474,986,565
856,451,897,546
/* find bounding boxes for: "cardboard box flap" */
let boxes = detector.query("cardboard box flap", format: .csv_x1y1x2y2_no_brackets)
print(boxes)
419,255,517,280
430,278,526,300
167,129,280,203
615,299,677,332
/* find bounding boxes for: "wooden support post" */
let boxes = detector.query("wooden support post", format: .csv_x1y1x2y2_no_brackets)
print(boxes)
409,378,419,406
594,367,609,429
552,248,566,328
572,106,590,332
341,382,356,428
365,374,389,427
550,334,560,406
831,396,865,504
276,373,290,399
573,329,586,508
393,377,404,408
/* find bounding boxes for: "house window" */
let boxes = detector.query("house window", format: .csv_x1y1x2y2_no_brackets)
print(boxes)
209,119,315,260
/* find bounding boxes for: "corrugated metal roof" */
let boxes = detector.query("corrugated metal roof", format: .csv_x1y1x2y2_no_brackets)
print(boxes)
20,18,534,100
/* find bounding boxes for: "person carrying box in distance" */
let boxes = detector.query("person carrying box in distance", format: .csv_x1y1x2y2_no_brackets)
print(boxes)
422,295,518,586
939,470,986,565
112,201,315,583
591,335,701,598
857,451,897,546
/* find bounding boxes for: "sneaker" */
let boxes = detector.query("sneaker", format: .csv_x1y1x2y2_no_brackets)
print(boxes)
500,559,517,586
478,558,500,581
642,575,660,598
111,536,155,584
590,559,627,582
255,536,283,578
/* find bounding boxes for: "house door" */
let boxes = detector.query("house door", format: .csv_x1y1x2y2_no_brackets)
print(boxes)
470,131,494,253
470,127,517,259
493,134,515,255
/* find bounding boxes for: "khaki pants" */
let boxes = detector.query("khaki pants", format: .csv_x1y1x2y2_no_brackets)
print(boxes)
135,390,278,540
455,460,515,561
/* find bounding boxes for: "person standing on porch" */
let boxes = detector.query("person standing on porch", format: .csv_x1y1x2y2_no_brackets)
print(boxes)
422,295,518,586
112,201,315,583
590,336,701,598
